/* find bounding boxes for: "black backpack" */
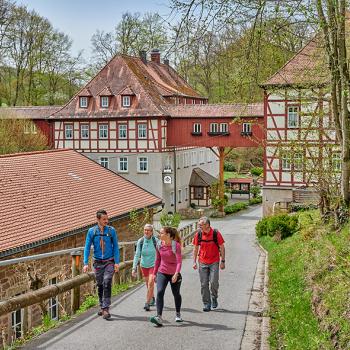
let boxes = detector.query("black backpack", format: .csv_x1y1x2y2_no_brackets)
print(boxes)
139,236,157,252
197,229,220,249
92,226,113,243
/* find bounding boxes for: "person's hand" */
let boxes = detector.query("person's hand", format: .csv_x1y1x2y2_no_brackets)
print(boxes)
83,265,89,273
114,264,119,272
152,274,157,283
131,269,137,278
193,262,198,270
220,261,225,270
171,273,178,283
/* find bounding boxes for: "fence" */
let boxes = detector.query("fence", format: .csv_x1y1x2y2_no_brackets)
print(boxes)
0,222,198,318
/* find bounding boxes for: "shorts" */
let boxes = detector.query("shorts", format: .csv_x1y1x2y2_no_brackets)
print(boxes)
141,267,154,277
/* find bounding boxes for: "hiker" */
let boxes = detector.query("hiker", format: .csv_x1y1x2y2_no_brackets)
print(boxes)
150,226,183,327
192,216,225,312
83,209,120,320
132,224,158,311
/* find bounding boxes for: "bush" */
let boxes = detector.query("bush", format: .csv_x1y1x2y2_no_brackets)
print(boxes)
256,214,299,239
160,211,181,228
289,203,318,212
250,167,263,176
224,202,248,214
249,196,262,205
224,162,236,172
250,185,261,198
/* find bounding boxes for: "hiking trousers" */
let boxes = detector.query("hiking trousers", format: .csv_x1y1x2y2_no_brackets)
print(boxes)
93,258,114,309
198,262,219,306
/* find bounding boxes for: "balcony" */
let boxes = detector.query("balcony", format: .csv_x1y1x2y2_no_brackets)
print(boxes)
207,131,230,136
240,131,252,136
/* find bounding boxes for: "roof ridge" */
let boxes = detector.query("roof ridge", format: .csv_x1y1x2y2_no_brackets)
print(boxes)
0,149,71,158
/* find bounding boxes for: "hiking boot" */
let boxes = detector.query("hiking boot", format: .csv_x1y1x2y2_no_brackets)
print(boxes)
203,304,211,312
144,303,150,311
150,315,163,327
212,297,218,309
97,308,103,316
175,313,183,322
149,297,155,306
102,308,111,319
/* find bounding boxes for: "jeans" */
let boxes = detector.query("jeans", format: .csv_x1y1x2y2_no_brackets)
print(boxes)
93,258,114,309
156,272,182,316
198,262,219,306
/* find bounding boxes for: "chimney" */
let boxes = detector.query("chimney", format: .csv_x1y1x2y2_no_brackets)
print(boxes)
139,50,147,64
163,58,169,66
151,49,160,64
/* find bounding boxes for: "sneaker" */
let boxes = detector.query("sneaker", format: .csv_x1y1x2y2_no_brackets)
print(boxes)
102,308,111,319
150,315,163,327
212,297,218,309
144,303,150,311
149,297,155,306
203,304,211,312
175,314,183,322
97,308,103,316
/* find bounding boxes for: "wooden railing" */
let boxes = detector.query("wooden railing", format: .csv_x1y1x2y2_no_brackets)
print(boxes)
0,222,198,318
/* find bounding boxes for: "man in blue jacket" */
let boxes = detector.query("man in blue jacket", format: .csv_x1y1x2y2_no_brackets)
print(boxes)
83,209,119,319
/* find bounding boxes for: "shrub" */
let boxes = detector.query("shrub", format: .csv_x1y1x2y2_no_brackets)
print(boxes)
224,162,236,172
256,214,299,239
250,185,261,198
289,203,318,212
250,167,263,176
249,196,262,205
224,202,248,214
160,211,181,228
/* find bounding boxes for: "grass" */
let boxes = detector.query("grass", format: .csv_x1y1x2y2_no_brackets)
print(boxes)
224,171,250,180
259,210,350,349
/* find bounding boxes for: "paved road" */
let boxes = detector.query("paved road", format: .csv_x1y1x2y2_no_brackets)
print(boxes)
24,206,262,350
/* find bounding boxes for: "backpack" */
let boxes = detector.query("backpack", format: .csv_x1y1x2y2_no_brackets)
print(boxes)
197,229,220,249
92,226,113,243
156,240,177,255
139,236,157,253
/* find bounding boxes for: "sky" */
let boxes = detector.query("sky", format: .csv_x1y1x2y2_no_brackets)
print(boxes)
18,0,172,59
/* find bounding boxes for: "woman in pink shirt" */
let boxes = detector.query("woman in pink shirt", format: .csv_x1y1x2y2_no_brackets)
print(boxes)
150,226,182,326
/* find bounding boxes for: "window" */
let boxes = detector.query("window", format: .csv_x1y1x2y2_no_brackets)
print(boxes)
170,191,174,206
99,124,108,139
80,124,89,139
118,157,128,172
138,124,147,139
11,308,22,339
122,95,131,107
191,151,197,166
210,123,219,133
287,106,299,128
101,96,109,108
99,157,109,169
138,157,148,172
24,123,37,134
294,152,303,171
49,277,58,320
332,153,341,172
220,123,228,133
199,150,205,164
178,189,182,203
281,154,291,170
118,124,127,139
185,187,188,201
194,187,204,200
242,123,252,133
193,123,201,133
184,152,189,167
80,96,88,108
64,124,73,139
176,154,181,169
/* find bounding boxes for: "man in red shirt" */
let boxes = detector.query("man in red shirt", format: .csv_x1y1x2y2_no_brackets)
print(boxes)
193,216,225,312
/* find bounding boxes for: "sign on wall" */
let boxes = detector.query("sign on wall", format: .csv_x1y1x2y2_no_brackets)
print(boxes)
163,175,172,184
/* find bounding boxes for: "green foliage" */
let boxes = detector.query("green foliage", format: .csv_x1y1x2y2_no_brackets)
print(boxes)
250,166,263,176
210,182,228,210
159,211,181,228
224,161,236,172
250,185,261,198
249,196,262,205
256,214,298,239
224,202,248,214
76,295,98,314
128,207,152,236
289,203,319,212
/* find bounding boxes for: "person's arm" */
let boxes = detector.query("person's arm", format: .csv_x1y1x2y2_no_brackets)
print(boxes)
175,242,182,274
219,244,225,269
153,246,161,276
83,230,92,272
132,240,141,271
112,228,120,271
192,233,199,269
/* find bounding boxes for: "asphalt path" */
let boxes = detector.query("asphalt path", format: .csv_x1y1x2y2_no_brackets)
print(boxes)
23,205,262,350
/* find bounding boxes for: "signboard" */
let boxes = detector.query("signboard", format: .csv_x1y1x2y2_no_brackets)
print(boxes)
163,175,172,184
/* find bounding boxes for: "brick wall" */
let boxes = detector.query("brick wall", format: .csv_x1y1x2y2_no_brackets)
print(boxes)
0,211,152,348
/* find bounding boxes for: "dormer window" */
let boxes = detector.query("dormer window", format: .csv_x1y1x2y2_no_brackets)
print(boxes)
122,95,131,107
80,96,88,108
101,96,109,108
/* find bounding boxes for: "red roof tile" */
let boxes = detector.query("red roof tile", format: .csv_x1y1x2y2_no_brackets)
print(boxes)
0,149,161,254
226,177,254,184
98,86,114,96
165,103,264,118
118,86,135,95
78,87,93,96
0,106,61,119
